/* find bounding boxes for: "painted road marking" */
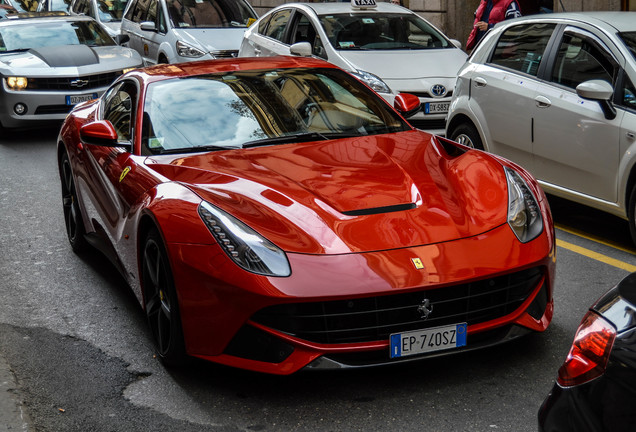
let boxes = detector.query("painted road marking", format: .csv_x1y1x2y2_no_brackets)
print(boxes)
556,238,636,273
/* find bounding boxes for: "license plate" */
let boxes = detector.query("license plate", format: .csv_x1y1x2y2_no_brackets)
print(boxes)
424,101,449,114
390,323,467,358
66,93,98,105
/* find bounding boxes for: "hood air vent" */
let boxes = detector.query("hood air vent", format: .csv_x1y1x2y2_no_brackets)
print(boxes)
342,203,416,216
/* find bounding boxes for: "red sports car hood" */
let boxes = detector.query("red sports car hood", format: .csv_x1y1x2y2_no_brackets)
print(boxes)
145,131,509,254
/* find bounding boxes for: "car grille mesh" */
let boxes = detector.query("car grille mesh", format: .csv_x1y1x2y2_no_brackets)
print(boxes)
252,267,544,344
26,71,122,91
213,50,238,58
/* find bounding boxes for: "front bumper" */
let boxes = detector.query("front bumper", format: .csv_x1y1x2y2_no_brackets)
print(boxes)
169,220,556,375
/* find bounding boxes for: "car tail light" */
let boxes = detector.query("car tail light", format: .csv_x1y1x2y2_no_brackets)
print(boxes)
557,311,616,387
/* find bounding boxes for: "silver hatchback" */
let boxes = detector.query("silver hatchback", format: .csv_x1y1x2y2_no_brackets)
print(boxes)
446,12,636,244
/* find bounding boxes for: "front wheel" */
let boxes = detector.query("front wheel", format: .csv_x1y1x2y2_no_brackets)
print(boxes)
449,122,484,150
59,151,88,253
142,227,186,366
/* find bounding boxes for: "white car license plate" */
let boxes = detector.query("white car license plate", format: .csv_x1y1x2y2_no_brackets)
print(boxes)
424,101,449,114
66,93,98,105
390,323,467,358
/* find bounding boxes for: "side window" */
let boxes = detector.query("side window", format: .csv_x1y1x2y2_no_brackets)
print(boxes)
489,23,556,76
156,1,166,33
257,14,270,35
123,0,136,20
291,14,325,58
103,81,138,143
74,0,89,14
264,9,291,43
550,32,617,90
620,74,636,111
129,0,149,22
146,0,156,24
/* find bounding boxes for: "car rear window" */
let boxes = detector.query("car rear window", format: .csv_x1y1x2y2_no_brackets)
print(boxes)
489,23,556,76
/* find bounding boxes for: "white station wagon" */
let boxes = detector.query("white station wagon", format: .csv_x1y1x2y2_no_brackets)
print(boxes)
239,0,467,134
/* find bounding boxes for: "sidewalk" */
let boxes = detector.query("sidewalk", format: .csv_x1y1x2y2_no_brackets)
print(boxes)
0,353,30,432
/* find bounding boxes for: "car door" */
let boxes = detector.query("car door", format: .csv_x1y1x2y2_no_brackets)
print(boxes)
532,26,623,203
78,80,154,267
246,8,293,57
473,22,557,170
139,0,167,64
121,0,150,63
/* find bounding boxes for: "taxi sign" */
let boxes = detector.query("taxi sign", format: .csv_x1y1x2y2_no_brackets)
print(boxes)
351,0,377,9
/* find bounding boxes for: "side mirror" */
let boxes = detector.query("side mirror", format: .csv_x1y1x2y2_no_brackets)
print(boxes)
114,33,130,45
80,120,131,151
450,39,462,49
394,93,421,118
576,79,616,120
140,21,157,32
290,42,312,57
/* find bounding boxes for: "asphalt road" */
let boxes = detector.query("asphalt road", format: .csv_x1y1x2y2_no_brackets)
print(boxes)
1,129,634,432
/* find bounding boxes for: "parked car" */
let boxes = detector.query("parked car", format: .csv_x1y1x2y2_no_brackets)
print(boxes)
36,0,71,12
119,0,257,65
67,0,128,38
238,0,467,134
538,272,636,431
0,13,142,129
57,56,555,374
446,12,636,244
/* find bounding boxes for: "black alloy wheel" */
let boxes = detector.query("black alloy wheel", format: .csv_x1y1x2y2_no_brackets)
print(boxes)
60,151,88,253
142,228,186,365
449,122,484,150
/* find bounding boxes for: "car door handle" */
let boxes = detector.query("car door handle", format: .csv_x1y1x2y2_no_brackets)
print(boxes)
253,46,261,56
473,77,487,87
535,95,551,108
628,131,636,140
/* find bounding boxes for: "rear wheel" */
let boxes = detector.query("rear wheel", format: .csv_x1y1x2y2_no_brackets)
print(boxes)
59,151,88,253
449,122,484,150
142,227,186,366
628,185,636,246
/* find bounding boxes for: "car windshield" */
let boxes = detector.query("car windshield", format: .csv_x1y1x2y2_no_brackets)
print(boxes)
0,19,114,51
619,32,636,62
97,0,128,21
166,0,256,29
141,67,410,155
319,12,452,50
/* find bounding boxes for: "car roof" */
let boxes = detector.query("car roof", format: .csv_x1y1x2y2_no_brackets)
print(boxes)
130,56,339,84
499,11,636,33
277,2,414,16
0,11,93,25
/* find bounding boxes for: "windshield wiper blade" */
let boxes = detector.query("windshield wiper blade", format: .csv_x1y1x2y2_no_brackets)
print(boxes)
158,145,239,154
242,132,329,148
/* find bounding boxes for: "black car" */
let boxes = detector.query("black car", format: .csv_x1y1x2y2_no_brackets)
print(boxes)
538,273,636,431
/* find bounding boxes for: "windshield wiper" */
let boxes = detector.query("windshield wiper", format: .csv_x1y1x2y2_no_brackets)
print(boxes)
242,132,329,148
158,145,239,154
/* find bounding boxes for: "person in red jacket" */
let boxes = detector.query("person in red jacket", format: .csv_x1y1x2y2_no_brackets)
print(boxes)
466,0,521,50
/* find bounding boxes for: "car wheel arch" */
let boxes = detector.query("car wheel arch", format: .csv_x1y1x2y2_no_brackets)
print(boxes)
447,114,488,151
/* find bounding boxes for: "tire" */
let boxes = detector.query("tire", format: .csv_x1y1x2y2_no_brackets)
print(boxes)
142,227,186,366
628,184,636,246
449,122,484,150
59,151,88,253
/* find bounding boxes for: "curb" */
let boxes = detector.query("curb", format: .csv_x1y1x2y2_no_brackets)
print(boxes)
0,353,31,432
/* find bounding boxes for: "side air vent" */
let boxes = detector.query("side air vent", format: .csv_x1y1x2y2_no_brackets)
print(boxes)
341,203,416,216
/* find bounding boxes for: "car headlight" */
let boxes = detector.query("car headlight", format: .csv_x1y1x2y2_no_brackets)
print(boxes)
176,40,206,58
505,167,543,243
5,76,28,90
350,70,391,94
198,201,291,277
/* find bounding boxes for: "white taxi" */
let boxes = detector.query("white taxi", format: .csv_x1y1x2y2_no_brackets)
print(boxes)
238,0,467,134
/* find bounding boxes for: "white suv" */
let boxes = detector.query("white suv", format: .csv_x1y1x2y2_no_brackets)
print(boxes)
446,12,636,244
120,0,257,65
